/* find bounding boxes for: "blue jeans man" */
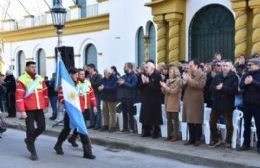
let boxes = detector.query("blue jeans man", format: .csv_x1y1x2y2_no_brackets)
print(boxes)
49,96,58,120
242,103,260,152
89,93,102,129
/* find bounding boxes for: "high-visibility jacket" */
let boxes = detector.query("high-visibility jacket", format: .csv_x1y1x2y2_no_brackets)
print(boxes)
58,79,96,112
16,72,49,112
78,79,96,111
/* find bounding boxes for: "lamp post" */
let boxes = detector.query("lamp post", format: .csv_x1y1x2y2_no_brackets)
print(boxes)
51,0,67,48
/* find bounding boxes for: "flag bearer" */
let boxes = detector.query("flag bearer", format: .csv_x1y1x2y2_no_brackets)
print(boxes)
67,68,97,147
54,67,96,159
16,61,49,161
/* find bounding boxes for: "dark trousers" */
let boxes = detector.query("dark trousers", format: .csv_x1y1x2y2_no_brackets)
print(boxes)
25,110,46,144
210,110,233,144
89,93,102,128
166,112,179,138
188,123,202,142
243,104,260,148
70,110,89,139
57,112,89,146
7,92,16,117
49,96,58,118
122,99,135,131
142,125,160,135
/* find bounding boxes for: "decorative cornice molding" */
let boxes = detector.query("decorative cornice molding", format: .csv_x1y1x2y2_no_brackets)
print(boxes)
97,0,108,3
0,14,109,42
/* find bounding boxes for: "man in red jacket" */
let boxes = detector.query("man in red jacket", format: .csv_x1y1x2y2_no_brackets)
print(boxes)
54,67,96,159
16,61,49,161
67,68,97,147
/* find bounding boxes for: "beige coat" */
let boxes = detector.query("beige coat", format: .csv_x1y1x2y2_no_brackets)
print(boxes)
183,71,206,124
163,77,182,113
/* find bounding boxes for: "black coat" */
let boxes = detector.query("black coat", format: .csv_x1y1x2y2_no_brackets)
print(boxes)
212,71,239,113
4,75,16,93
139,71,163,126
204,72,214,107
240,70,260,106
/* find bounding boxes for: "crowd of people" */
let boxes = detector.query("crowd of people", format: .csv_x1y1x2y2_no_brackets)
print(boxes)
0,51,260,161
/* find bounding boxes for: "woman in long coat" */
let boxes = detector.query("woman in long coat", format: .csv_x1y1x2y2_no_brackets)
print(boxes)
182,60,206,146
139,62,163,139
161,67,182,141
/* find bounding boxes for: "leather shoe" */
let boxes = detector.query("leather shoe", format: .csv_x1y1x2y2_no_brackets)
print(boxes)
237,145,250,151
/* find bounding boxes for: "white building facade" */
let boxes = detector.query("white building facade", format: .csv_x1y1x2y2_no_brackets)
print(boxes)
1,0,259,77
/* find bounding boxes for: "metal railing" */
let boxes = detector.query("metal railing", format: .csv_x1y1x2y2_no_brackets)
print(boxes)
5,3,100,31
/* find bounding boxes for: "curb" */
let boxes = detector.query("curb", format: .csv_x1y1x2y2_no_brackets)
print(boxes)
6,123,257,168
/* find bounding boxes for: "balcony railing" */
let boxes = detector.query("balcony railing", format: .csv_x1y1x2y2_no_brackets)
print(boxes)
2,3,100,31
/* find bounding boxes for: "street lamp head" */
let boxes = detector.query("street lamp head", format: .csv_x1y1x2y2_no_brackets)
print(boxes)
51,2,67,30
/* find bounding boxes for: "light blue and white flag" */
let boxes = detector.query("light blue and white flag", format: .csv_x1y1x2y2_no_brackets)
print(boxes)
56,54,88,135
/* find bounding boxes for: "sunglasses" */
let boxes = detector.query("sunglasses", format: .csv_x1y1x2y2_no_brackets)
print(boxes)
247,63,254,67
216,64,221,67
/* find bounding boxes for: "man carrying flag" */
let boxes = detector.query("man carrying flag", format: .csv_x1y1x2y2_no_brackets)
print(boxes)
16,61,49,161
54,66,96,159
67,68,97,147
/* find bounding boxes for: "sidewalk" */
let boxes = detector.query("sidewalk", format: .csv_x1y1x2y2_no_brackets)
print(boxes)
2,111,260,168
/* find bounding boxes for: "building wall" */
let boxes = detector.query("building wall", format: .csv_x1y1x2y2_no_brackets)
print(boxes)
1,0,153,77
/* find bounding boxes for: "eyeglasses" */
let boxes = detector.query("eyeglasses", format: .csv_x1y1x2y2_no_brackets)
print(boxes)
222,64,229,67
216,64,221,67
247,64,254,67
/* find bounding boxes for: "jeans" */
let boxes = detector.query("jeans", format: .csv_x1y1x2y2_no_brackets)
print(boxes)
49,96,58,118
89,93,102,128
166,112,179,138
243,104,260,148
122,99,135,131
25,110,46,144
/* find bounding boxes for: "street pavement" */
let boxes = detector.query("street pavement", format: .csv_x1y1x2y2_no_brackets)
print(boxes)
3,111,260,168
0,129,211,168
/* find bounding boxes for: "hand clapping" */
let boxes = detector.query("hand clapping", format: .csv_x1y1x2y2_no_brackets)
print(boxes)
182,73,191,82
141,74,149,84
245,75,253,85
216,83,223,90
98,85,104,91
160,81,167,88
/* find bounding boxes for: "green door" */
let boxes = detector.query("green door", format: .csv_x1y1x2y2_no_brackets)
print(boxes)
189,5,235,62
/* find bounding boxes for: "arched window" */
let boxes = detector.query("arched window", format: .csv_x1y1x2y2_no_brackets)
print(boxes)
37,49,46,76
189,4,235,62
148,22,156,62
136,27,145,66
17,51,25,76
85,44,97,68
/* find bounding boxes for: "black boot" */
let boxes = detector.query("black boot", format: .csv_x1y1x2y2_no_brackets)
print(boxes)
29,142,38,161
54,142,64,155
83,143,96,159
68,137,78,147
152,126,160,139
141,128,151,137
30,150,39,161
24,138,33,153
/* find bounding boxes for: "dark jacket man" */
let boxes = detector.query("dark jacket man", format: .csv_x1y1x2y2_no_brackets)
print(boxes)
212,71,239,113
239,58,260,153
100,74,118,102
